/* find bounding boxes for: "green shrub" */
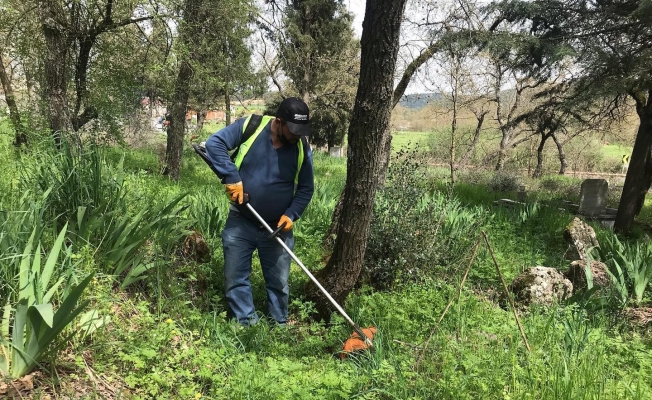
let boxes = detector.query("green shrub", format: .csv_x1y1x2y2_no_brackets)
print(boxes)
364,153,488,289
487,172,520,192
23,142,128,231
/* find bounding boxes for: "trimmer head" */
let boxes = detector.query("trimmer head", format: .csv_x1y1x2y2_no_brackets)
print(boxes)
341,326,376,359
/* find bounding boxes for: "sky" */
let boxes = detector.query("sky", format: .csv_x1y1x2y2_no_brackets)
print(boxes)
345,1,432,95
346,1,366,38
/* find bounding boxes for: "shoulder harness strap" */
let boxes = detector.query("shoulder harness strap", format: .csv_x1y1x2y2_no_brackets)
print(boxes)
230,114,264,162
234,115,308,187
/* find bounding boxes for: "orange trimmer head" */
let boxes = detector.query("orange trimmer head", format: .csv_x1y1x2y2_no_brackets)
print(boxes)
341,326,376,359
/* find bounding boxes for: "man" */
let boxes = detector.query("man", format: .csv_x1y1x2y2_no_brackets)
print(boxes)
204,97,315,326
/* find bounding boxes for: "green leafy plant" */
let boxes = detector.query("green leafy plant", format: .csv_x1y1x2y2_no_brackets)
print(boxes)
98,192,191,288
25,143,127,231
188,188,229,240
0,224,93,378
364,152,487,289
487,173,520,192
594,234,652,305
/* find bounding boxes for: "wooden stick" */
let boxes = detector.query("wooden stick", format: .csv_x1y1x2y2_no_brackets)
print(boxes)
481,231,531,353
416,236,482,368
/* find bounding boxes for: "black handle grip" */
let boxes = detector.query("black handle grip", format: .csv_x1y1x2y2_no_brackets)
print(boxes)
268,222,286,240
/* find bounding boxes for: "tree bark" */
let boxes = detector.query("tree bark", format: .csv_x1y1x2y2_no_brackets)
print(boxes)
40,15,71,147
551,133,567,175
532,133,549,178
457,111,486,169
305,0,408,319
614,90,652,234
163,0,202,180
163,59,193,180
197,109,207,132
0,57,28,147
496,128,511,171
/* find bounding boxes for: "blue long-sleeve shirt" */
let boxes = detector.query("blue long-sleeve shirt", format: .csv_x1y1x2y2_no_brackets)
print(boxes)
204,117,314,225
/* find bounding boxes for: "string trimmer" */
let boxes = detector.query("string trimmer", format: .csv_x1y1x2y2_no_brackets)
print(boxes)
192,143,374,358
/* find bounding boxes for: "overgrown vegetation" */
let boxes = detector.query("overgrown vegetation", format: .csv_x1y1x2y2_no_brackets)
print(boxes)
1,124,651,398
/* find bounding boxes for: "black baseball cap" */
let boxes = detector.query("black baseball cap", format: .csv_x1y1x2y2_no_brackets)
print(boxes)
276,97,311,136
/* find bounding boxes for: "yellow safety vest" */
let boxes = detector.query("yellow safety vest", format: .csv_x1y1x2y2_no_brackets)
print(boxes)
233,115,305,185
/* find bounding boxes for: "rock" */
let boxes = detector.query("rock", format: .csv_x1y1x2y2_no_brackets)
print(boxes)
563,217,600,261
509,266,573,308
183,229,211,263
564,260,611,291
621,307,652,327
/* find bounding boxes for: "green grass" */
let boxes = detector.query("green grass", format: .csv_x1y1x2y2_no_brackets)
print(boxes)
601,143,634,159
201,121,226,136
2,129,652,399
391,130,432,152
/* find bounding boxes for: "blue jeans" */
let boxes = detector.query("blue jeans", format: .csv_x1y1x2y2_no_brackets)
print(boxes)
221,210,294,325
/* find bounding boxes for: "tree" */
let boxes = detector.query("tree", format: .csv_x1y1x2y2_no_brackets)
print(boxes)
0,56,27,146
0,2,30,146
163,0,253,180
190,0,254,129
304,0,408,318
37,0,160,145
265,0,358,149
430,33,489,183
488,0,652,233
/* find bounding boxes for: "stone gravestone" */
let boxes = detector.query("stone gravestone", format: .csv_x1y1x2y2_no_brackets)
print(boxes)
517,185,527,202
329,146,344,157
578,179,608,217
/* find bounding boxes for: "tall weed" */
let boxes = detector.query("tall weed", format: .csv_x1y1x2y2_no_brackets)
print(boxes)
0,190,52,304
188,188,229,241
23,143,127,230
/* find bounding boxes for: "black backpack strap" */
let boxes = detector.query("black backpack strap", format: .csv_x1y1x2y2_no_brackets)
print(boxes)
230,114,263,161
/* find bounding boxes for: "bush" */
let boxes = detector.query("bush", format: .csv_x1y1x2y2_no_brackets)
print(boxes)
363,152,488,289
487,172,521,192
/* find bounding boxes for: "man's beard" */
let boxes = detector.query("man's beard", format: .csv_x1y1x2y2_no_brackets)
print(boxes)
277,133,292,146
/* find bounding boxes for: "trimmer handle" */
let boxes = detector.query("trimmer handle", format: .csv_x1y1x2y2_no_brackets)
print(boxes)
268,222,287,240
240,195,285,240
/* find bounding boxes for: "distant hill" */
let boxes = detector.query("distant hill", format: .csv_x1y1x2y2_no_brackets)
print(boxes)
398,93,443,109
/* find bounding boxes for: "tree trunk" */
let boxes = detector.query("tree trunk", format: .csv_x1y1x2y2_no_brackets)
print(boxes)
495,130,510,171
0,57,28,147
225,90,232,126
457,111,486,169
305,0,408,319
71,36,98,132
532,133,549,178
551,133,567,175
615,91,652,233
450,85,458,184
197,109,207,131
163,0,201,180
40,19,71,147
163,59,193,180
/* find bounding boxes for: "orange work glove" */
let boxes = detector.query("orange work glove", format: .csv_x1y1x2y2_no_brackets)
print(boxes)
277,215,293,232
225,182,244,204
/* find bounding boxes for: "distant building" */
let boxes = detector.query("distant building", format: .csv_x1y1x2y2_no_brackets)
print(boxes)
186,106,237,122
